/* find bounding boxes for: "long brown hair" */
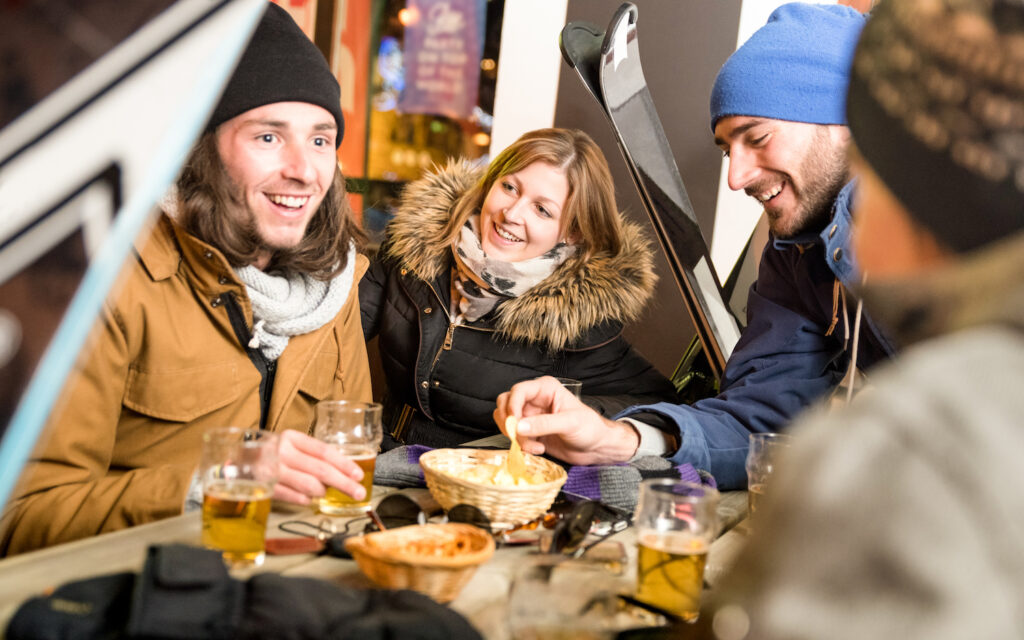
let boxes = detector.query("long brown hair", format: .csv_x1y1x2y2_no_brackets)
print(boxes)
175,132,365,279
441,128,622,259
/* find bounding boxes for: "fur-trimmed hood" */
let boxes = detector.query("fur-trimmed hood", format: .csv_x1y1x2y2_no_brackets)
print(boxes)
385,161,658,350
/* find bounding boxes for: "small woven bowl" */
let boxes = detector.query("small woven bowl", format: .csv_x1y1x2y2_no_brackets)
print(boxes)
420,448,567,528
345,523,495,603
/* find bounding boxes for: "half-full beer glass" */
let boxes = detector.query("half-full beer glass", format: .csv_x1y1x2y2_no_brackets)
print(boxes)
200,427,279,567
634,479,719,622
745,432,792,522
313,400,382,516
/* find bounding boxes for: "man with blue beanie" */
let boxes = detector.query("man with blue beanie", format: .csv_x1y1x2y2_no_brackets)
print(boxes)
676,0,1024,635
495,3,897,491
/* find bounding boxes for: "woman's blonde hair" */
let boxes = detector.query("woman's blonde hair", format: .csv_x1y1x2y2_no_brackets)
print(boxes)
441,128,622,258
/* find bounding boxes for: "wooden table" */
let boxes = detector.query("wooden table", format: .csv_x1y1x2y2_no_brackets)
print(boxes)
0,486,749,638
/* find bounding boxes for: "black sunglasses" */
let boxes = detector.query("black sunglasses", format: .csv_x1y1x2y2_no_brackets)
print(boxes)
363,493,493,533
544,492,632,557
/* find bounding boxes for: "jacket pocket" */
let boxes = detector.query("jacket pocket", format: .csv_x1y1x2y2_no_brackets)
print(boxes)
298,347,342,402
124,362,242,422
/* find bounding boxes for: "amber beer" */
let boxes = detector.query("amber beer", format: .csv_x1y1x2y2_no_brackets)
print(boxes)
747,482,767,517
199,427,278,567
319,445,376,515
313,401,383,516
636,530,709,621
201,479,273,566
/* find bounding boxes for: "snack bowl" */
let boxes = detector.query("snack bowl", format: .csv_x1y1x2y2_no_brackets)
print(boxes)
420,448,568,528
345,523,495,602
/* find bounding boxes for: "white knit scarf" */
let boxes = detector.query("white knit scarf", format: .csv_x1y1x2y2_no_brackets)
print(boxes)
234,245,357,361
451,215,576,322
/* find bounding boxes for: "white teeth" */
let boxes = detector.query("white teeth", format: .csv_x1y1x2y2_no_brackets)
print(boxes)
495,225,522,242
268,194,309,208
757,184,783,202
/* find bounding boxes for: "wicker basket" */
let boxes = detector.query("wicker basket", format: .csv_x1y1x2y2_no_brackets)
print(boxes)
420,448,567,528
344,523,495,602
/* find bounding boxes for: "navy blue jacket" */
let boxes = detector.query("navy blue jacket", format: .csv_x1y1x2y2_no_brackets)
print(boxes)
620,182,897,488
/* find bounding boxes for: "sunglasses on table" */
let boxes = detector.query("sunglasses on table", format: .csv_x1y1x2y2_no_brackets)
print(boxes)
544,491,632,557
276,491,631,557
275,494,497,556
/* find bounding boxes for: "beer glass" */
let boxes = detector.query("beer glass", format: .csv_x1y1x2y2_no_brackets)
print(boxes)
634,479,719,622
745,432,793,521
508,554,628,639
554,377,583,398
313,400,382,516
200,427,279,568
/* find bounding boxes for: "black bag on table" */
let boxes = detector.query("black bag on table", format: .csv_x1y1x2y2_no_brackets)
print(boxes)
6,544,482,640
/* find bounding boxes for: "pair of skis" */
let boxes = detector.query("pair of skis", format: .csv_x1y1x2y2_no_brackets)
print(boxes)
560,3,742,381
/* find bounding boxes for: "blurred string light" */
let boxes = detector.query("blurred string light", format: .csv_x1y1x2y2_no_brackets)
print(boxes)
398,7,419,26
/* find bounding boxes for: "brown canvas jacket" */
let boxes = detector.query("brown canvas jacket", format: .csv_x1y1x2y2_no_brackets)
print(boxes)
0,214,370,556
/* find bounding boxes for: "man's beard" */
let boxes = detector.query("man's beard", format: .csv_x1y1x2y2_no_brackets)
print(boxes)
769,128,849,239
227,183,307,257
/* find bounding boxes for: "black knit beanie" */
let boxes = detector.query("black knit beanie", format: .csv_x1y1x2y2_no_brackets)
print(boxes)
207,2,344,147
846,0,1024,254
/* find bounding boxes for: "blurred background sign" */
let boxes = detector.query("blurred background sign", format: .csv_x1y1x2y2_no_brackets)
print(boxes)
398,0,485,119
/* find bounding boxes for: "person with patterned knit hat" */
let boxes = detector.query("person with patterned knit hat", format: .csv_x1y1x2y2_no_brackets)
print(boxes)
497,3,897,489
359,127,678,450
1,2,373,555
678,0,1024,636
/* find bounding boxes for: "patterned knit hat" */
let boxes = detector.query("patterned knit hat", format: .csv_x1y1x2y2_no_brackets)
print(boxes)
207,2,344,146
847,0,1024,254
709,3,866,131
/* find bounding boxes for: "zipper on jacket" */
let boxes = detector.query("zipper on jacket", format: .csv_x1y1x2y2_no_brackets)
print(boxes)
223,292,275,431
429,322,457,371
419,278,496,372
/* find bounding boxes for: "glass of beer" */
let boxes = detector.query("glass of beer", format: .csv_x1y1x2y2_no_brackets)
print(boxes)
745,432,793,522
634,479,719,622
313,400,382,516
554,377,583,398
199,427,279,568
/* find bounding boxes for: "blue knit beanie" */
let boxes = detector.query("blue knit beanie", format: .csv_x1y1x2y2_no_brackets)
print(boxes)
709,3,866,132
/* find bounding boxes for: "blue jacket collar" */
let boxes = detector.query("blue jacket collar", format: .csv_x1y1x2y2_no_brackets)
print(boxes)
770,180,860,288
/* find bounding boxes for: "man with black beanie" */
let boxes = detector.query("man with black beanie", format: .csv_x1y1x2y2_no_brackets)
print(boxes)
680,1,1024,637
1,2,372,555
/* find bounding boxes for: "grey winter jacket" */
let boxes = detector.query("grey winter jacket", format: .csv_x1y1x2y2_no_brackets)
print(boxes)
705,232,1024,639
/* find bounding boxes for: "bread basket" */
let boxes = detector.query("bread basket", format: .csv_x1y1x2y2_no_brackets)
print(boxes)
420,448,567,528
344,523,494,602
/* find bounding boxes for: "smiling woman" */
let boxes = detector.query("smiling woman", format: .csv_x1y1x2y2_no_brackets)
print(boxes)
359,127,678,450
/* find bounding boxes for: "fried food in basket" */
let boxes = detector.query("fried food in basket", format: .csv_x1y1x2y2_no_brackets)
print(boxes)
361,524,488,560
458,462,545,487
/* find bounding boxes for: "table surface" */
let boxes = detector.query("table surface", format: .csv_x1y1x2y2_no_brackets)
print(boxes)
0,484,749,638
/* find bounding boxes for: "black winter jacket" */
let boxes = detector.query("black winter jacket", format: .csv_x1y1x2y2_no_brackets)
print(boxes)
359,163,678,448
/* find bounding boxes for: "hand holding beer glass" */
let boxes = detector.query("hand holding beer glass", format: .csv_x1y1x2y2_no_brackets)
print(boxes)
634,479,719,622
200,427,279,568
745,432,793,522
313,400,382,516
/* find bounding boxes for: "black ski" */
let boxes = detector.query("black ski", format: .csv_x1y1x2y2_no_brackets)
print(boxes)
560,3,742,381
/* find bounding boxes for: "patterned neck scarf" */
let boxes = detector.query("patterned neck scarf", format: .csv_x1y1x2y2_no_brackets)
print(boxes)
450,214,576,323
